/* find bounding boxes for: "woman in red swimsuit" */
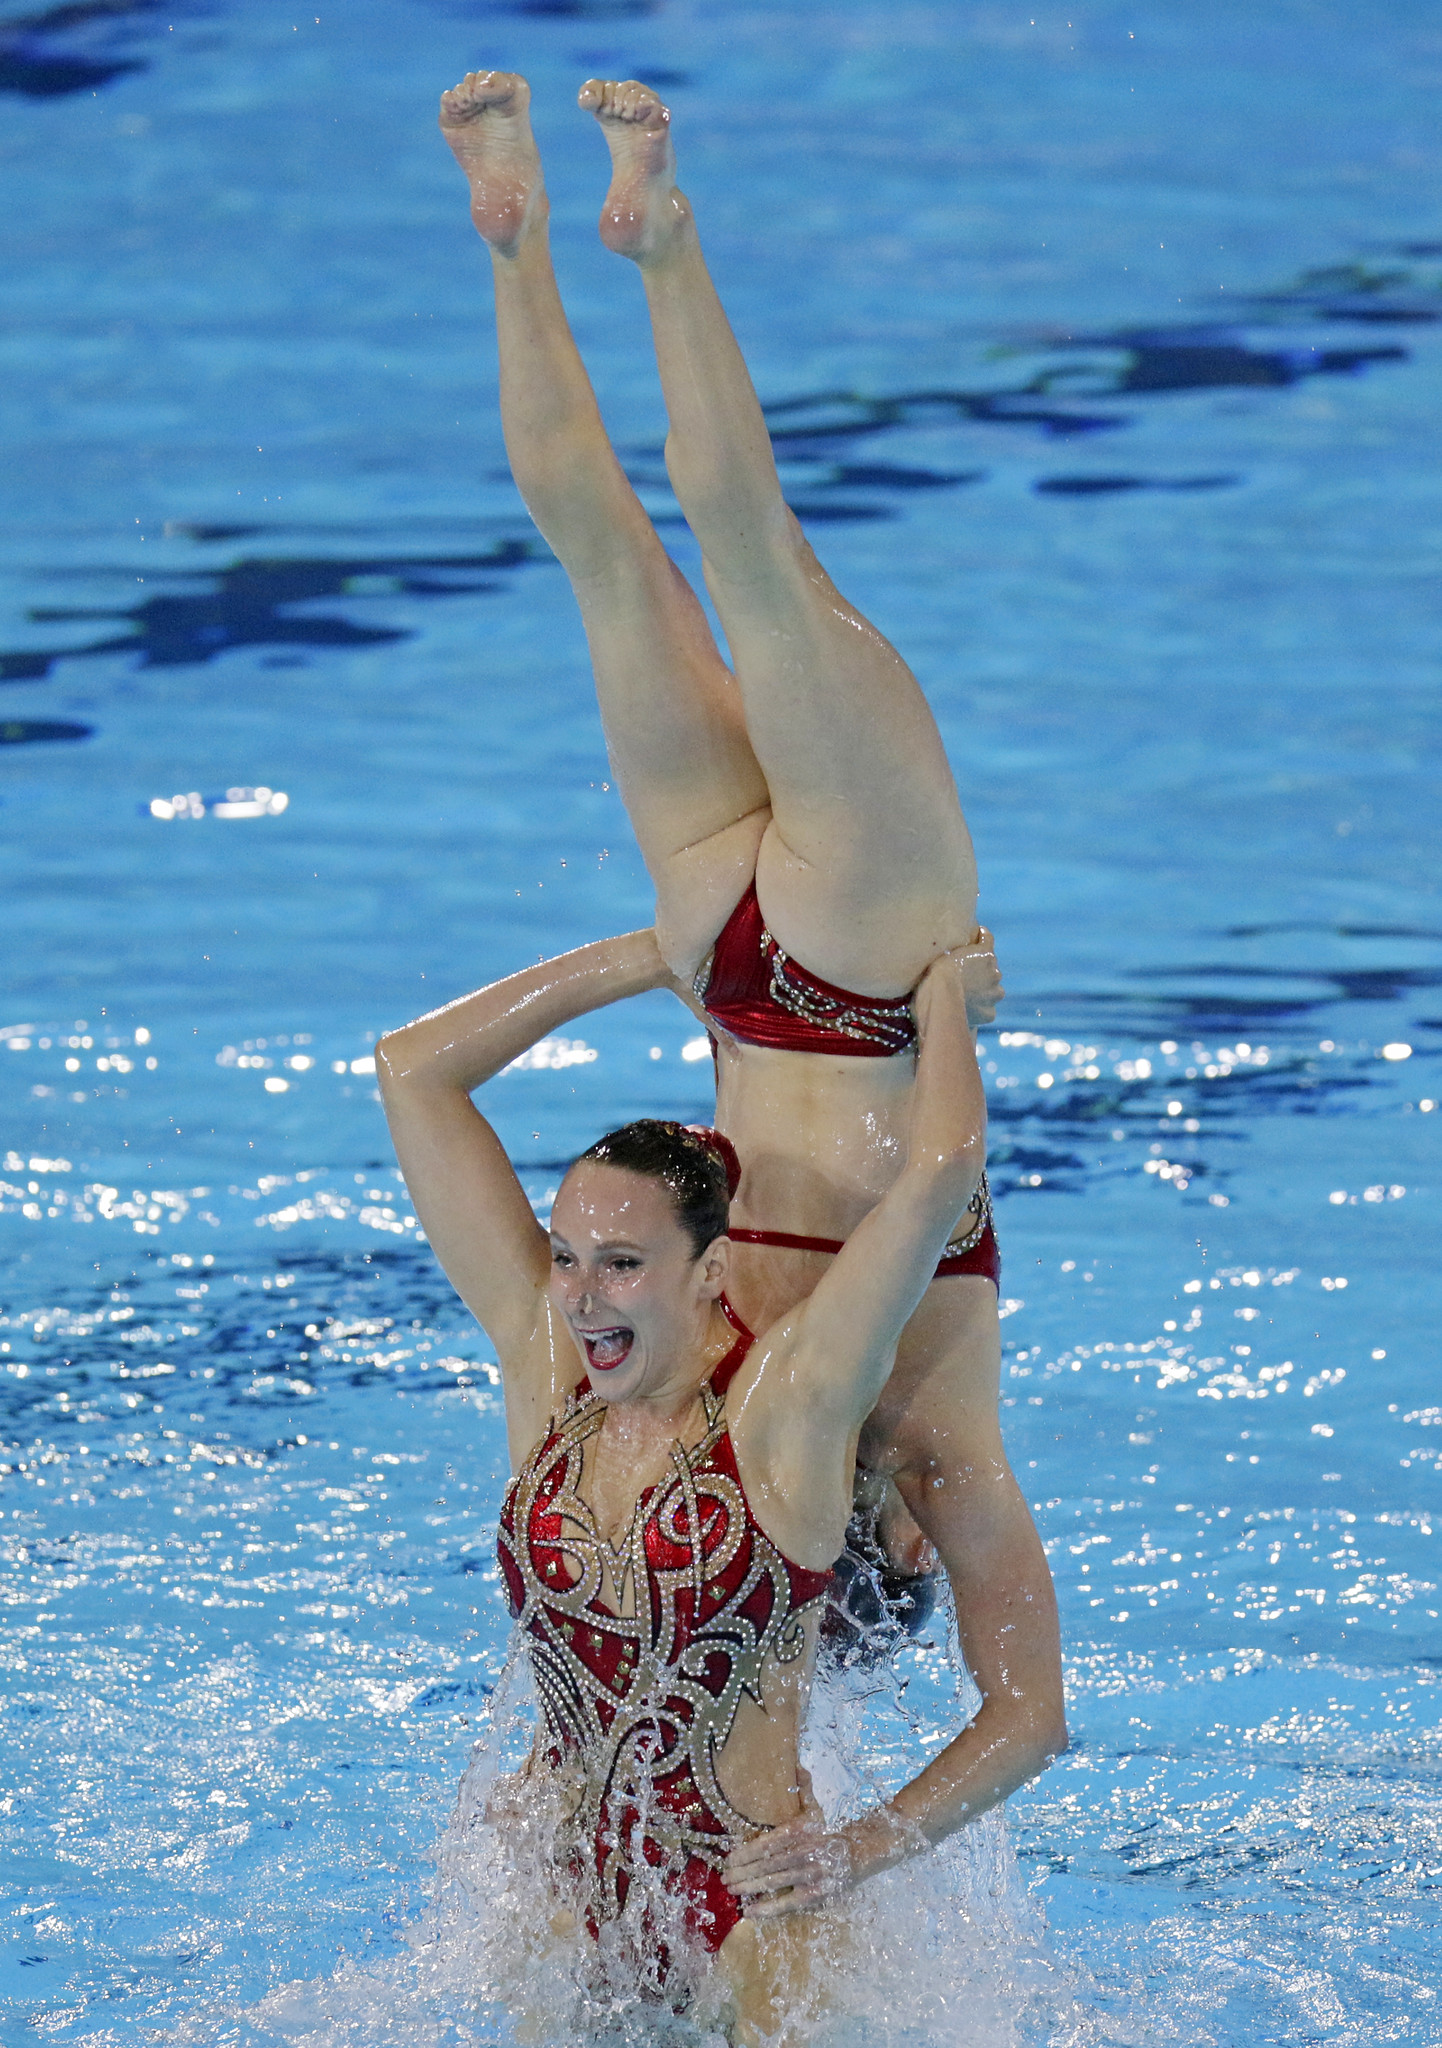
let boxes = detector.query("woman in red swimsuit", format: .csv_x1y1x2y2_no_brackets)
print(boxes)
427,69,1065,1937
377,943,984,2037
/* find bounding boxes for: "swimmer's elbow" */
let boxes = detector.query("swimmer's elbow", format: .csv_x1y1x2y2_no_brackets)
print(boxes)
374,1028,448,1101
375,1021,465,1096
995,1695,1069,1789
987,1713,1067,1810
1021,1698,1070,1783
1019,1660,1070,1763
917,1127,986,1208
1038,1705,1070,1767
373,1031,406,1096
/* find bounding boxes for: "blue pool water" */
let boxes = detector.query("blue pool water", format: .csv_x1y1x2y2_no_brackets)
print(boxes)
2,1,1440,2039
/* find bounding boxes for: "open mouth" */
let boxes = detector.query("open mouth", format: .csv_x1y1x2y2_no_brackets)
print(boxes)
580,1326,634,1372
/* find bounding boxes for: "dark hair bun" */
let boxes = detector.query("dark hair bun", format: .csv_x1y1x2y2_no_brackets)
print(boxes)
684,1125,742,1201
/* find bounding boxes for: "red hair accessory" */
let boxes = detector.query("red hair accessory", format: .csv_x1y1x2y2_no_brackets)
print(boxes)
684,1125,742,1201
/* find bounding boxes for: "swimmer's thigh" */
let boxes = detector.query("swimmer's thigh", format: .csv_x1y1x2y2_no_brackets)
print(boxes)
705,519,978,995
572,534,771,975
887,1273,1003,1432
717,1913,829,2047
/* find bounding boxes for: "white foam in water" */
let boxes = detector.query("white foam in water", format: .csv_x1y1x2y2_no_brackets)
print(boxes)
196,1624,1086,2048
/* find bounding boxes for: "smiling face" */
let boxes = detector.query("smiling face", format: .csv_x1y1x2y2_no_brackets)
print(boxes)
547,1160,729,1406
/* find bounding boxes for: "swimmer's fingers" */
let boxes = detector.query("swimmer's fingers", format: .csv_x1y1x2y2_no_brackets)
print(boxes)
915,935,1004,1036
723,1819,852,1916
957,926,1004,1029
721,1818,809,1886
741,1881,826,1919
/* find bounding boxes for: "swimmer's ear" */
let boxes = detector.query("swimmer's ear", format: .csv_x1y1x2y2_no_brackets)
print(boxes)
697,1233,731,1298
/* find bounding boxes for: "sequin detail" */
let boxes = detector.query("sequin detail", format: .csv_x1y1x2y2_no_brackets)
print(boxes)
939,1172,994,1265
694,881,916,1057
497,1338,832,1952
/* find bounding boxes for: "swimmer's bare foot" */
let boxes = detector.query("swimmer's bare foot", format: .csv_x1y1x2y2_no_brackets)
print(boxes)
579,78,688,263
439,70,544,256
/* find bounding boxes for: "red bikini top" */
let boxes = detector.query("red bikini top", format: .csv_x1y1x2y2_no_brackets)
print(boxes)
694,882,916,1057
496,1311,833,1905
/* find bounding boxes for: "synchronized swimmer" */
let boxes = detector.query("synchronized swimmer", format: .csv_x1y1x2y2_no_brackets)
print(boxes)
377,70,1066,2045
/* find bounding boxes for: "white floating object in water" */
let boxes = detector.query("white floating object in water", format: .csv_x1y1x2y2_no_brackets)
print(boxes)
148,787,288,819
1381,1042,1411,1061
681,1037,710,1063
212,786,289,818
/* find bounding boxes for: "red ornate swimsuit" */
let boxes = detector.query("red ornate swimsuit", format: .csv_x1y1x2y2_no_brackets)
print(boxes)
695,882,1002,1288
497,1309,833,1958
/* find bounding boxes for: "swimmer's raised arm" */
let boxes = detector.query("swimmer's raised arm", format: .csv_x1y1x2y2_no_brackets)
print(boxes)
378,928,668,1095
787,947,987,1410
376,929,671,1454
727,951,986,1567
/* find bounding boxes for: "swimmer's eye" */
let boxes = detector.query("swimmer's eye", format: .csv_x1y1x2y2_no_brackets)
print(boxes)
550,1247,575,1269
608,1256,642,1273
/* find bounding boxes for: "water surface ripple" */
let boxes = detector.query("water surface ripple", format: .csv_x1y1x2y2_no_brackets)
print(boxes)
2,2,1439,2041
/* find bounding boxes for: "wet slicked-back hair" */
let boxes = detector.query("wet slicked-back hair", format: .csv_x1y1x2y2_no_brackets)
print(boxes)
575,1120,738,1260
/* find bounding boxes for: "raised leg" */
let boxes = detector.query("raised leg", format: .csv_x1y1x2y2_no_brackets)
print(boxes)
583,80,978,996
440,72,769,970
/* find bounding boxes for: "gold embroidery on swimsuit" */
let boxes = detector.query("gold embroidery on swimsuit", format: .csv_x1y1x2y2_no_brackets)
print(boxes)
499,1381,824,1926
690,927,915,1055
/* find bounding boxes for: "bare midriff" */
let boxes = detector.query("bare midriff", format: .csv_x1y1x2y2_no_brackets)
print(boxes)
711,1031,976,1335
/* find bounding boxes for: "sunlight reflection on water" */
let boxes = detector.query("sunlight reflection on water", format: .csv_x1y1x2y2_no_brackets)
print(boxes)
3,0,1442,2038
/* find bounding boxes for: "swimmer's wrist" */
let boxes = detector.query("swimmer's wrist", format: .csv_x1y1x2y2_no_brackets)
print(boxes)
609,925,672,990
841,1801,932,1884
880,1801,933,1859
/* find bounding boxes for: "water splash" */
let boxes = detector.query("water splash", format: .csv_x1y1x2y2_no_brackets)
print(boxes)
172,1620,1091,2048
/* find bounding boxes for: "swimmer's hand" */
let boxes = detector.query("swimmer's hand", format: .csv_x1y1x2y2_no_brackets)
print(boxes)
958,926,1003,1032
722,1804,928,1918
